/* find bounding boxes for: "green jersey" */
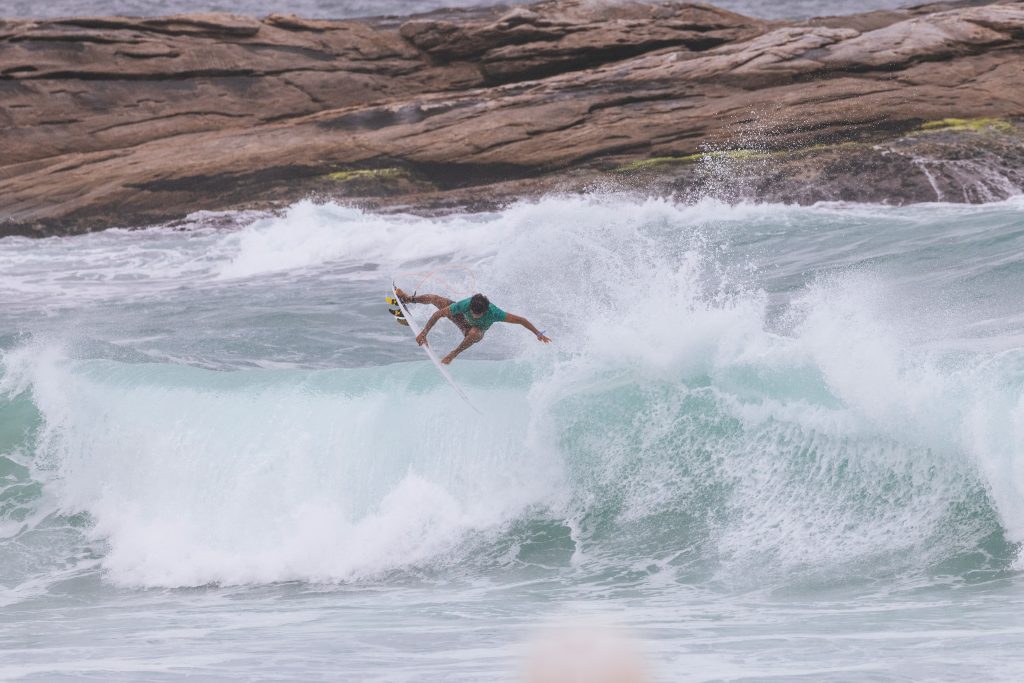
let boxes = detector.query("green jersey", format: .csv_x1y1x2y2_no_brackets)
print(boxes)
449,298,507,331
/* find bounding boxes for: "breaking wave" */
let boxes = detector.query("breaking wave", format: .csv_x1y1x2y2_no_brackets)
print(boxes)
1,195,1023,589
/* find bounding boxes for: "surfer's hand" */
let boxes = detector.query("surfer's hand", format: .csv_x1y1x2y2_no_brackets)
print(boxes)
537,333,551,343
416,332,428,346
441,355,453,365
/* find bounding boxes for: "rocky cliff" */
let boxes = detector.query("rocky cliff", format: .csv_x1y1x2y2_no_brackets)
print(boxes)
2,1,1023,235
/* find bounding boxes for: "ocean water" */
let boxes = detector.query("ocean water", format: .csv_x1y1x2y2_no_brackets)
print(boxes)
0,0,918,21
2,193,1024,680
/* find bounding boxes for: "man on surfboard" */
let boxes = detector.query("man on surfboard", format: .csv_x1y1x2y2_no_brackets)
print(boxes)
395,288,551,364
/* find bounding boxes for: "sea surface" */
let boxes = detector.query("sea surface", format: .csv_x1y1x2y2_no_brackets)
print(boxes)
2,191,1024,680
0,0,919,20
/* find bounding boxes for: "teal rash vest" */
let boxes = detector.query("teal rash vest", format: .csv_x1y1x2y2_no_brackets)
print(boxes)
449,298,507,331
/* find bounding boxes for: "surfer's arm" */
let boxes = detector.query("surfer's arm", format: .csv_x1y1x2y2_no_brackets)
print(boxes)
416,306,451,346
504,313,551,343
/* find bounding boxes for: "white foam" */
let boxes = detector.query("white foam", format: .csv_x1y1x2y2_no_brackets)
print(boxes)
7,345,562,586
512,216,1022,576
6,191,1024,585
213,195,777,282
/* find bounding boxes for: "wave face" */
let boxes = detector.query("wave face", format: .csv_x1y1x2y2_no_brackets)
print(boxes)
2,196,1024,592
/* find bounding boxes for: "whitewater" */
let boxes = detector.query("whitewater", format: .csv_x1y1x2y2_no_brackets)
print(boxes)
3,194,1024,680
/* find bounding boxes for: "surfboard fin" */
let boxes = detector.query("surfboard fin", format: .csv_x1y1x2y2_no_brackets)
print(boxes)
386,295,410,325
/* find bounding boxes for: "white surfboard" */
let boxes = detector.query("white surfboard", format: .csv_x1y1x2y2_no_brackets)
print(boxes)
390,286,482,414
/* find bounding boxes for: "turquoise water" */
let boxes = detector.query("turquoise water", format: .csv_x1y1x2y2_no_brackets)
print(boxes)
2,195,1024,680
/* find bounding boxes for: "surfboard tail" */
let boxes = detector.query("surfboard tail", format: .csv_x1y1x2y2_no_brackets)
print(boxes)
386,295,410,325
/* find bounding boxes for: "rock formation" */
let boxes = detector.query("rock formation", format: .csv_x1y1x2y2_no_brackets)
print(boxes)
1,1,1023,235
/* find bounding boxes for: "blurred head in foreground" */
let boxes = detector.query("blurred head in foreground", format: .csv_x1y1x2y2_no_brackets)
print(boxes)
522,623,649,683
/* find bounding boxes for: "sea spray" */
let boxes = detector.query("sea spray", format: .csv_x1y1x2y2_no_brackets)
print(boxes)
5,193,1024,680
1,194,1021,593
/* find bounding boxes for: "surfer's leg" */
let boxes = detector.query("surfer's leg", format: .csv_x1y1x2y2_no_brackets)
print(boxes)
441,328,483,365
396,288,452,309
418,294,454,309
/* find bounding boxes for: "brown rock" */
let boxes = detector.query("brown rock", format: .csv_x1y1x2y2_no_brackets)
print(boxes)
1,1,1024,236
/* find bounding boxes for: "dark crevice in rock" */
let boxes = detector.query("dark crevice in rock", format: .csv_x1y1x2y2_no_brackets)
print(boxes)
90,110,251,135
128,164,322,193
316,101,476,131
5,65,386,81
481,37,730,84
52,17,261,38
6,34,144,45
244,43,339,61
10,68,259,80
405,161,537,189
586,92,690,115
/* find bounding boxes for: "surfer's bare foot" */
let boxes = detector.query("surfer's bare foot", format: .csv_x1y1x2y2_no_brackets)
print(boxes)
441,355,453,365
395,287,413,303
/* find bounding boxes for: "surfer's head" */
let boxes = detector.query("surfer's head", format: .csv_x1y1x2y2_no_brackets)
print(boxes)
469,293,490,318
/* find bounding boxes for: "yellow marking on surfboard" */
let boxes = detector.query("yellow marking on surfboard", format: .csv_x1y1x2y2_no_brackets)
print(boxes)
386,295,408,325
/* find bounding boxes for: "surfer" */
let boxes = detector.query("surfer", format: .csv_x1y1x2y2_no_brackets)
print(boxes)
395,288,551,364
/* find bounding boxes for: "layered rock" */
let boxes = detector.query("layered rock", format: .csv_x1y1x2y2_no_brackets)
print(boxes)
1,1,1023,235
